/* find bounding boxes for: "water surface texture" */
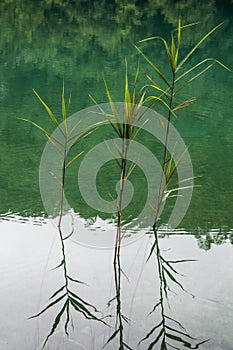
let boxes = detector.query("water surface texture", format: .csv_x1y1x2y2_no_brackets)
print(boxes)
0,1,233,349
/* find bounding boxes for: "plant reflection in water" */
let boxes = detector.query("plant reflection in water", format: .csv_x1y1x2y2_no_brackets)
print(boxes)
21,18,229,349
139,231,208,349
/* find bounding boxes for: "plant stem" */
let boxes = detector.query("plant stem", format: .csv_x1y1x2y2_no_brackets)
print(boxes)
114,138,129,264
57,142,70,296
152,76,175,232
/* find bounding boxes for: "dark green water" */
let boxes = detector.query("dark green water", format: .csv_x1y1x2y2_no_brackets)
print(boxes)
0,1,233,349
0,0,232,234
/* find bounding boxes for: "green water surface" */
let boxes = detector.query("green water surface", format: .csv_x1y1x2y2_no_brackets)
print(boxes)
0,0,232,236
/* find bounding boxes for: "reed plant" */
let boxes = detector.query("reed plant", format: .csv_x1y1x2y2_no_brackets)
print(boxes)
18,19,230,350
136,19,230,258
135,19,230,349
19,85,106,347
94,60,147,349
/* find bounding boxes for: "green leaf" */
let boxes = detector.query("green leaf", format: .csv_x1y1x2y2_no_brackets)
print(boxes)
126,161,137,180
49,285,66,300
51,259,64,270
112,139,125,160
67,276,86,285
68,290,98,312
175,63,214,95
147,240,157,262
135,45,171,88
166,325,195,340
166,146,189,185
176,58,215,83
65,151,84,168
64,302,70,336
173,97,196,111
122,342,133,350
166,259,197,264
177,18,181,48
160,256,184,277
61,81,67,135
28,293,67,319
147,328,165,350
166,342,179,349
69,297,105,324
171,34,177,72
166,332,194,348
105,141,122,168
138,321,163,344
148,301,161,315
103,78,123,137
163,266,185,292
17,118,64,155
43,300,68,348
33,89,63,134
165,315,187,331
145,95,177,118
146,74,171,99
176,22,224,72
68,126,98,147
103,329,120,347
124,58,131,105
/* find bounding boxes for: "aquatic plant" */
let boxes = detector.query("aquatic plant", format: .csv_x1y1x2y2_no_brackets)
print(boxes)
135,19,230,349
19,85,106,347
136,19,230,257
97,60,146,350
18,18,230,349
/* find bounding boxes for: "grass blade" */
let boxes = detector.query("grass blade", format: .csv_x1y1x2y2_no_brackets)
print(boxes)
33,89,63,132
103,329,120,347
138,321,163,344
160,256,184,276
17,118,64,155
103,78,123,137
67,276,86,285
175,63,214,95
49,285,66,300
146,74,171,99
166,325,195,340
28,293,67,319
147,328,164,350
163,266,185,292
176,22,224,72
61,82,67,135
166,259,197,264
68,290,98,312
43,300,68,348
135,45,171,88
145,95,177,118
65,151,84,168
148,301,161,316
172,97,196,111
51,259,64,270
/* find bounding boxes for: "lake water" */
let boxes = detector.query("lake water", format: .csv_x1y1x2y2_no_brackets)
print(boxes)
0,1,233,349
